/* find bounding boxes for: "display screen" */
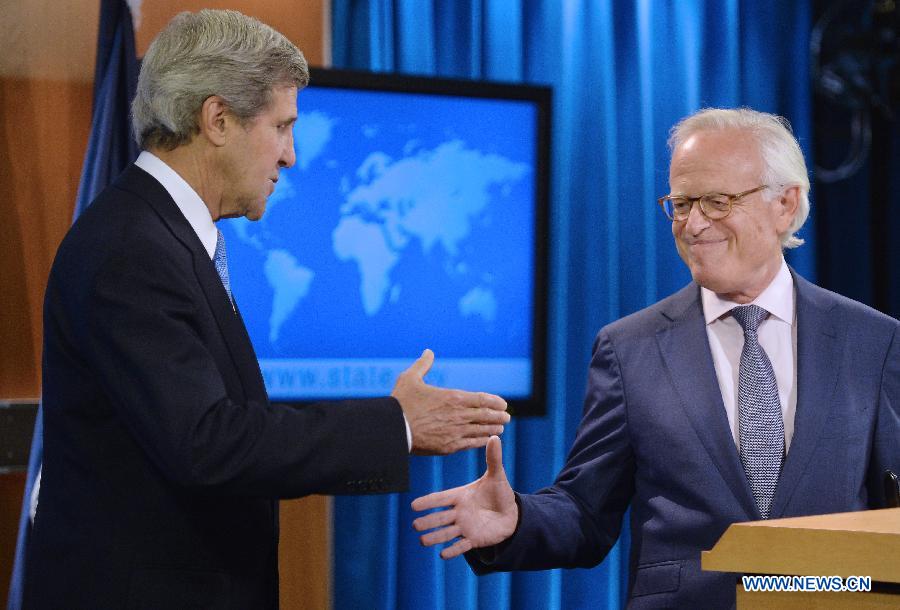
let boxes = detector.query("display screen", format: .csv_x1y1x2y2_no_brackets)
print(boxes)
220,69,550,414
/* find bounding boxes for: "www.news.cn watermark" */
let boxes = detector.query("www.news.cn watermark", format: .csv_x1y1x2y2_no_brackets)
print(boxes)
742,575,872,593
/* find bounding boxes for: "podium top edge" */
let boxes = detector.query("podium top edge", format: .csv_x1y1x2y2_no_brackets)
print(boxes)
736,508,900,535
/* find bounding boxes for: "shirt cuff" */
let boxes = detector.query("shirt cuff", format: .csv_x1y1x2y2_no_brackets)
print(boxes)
404,414,412,453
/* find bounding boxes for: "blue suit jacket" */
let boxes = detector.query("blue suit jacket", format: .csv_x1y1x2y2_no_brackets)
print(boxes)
469,272,899,608
26,165,410,609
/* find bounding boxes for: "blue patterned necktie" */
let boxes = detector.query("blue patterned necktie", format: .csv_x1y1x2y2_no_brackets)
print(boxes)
213,229,233,303
732,304,784,519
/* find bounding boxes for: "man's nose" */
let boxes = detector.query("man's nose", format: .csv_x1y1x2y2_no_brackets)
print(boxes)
683,200,710,234
280,132,296,169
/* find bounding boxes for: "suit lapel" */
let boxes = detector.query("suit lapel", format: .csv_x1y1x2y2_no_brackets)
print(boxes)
191,256,268,401
769,271,841,518
119,165,268,402
655,285,759,518
231,300,268,402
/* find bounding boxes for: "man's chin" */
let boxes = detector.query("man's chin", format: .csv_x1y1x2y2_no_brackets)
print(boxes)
687,263,719,290
245,208,265,221
243,201,267,222
690,271,738,296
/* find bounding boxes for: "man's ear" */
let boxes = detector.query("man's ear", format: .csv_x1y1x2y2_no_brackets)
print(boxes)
198,95,230,146
775,185,801,234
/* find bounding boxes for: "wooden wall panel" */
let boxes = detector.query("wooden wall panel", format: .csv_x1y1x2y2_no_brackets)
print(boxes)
0,0,100,82
134,0,328,66
1,2,333,608
0,77,94,399
280,495,332,608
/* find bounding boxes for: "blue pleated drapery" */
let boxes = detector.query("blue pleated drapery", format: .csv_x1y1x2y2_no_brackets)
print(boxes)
330,2,815,609
7,2,139,608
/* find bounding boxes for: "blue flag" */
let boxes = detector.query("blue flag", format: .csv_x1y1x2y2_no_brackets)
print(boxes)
8,1,139,607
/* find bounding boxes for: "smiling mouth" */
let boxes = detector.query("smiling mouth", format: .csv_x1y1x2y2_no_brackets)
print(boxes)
687,239,726,248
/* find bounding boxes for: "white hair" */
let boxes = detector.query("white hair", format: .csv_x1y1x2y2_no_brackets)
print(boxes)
132,9,309,150
668,107,810,249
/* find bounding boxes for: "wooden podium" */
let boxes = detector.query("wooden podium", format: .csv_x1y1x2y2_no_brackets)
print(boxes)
702,508,900,608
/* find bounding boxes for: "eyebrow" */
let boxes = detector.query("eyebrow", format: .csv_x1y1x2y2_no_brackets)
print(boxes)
669,191,734,197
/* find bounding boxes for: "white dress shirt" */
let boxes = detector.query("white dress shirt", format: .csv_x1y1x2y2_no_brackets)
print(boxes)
135,151,218,259
702,259,798,452
134,151,413,451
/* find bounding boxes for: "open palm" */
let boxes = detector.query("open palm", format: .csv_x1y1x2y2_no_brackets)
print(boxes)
411,436,518,559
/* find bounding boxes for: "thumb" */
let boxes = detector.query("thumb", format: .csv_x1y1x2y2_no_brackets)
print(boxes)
407,348,435,380
485,435,505,478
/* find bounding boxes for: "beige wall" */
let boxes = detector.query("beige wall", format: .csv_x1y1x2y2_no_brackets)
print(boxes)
0,2,332,607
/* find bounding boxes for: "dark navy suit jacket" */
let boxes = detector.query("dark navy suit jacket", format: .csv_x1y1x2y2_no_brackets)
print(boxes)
469,272,899,608
25,165,410,609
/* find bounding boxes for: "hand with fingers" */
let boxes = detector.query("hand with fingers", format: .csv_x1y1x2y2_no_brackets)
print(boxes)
392,349,510,455
411,436,518,559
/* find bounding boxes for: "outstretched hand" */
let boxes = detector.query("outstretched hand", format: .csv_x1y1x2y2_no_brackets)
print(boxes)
411,436,518,559
392,350,510,455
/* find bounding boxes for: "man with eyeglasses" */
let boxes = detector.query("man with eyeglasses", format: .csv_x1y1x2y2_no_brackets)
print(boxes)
411,107,899,608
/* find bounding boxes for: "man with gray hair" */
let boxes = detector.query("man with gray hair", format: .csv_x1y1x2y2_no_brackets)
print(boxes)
412,107,899,608
25,10,509,609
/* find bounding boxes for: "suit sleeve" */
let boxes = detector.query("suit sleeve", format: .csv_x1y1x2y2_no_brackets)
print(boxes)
868,320,900,507
76,237,408,498
467,329,635,573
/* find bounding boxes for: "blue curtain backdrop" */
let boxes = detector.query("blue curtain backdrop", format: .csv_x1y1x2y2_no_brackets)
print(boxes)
7,2,139,608
331,1,815,608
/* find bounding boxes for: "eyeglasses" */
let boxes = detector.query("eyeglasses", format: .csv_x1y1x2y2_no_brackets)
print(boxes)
658,185,768,221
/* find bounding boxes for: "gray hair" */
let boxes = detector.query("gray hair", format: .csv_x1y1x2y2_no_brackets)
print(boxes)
132,9,309,151
668,108,810,249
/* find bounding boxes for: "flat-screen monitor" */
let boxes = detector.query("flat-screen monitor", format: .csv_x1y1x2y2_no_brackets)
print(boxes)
220,68,551,415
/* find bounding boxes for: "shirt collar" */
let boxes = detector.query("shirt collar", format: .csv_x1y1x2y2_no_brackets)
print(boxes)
134,151,218,259
701,258,794,325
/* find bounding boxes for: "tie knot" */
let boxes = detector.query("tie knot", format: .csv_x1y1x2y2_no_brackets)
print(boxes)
732,304,768,333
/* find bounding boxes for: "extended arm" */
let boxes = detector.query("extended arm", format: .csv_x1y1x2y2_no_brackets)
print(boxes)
411,329,636,571
53,229,507,499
